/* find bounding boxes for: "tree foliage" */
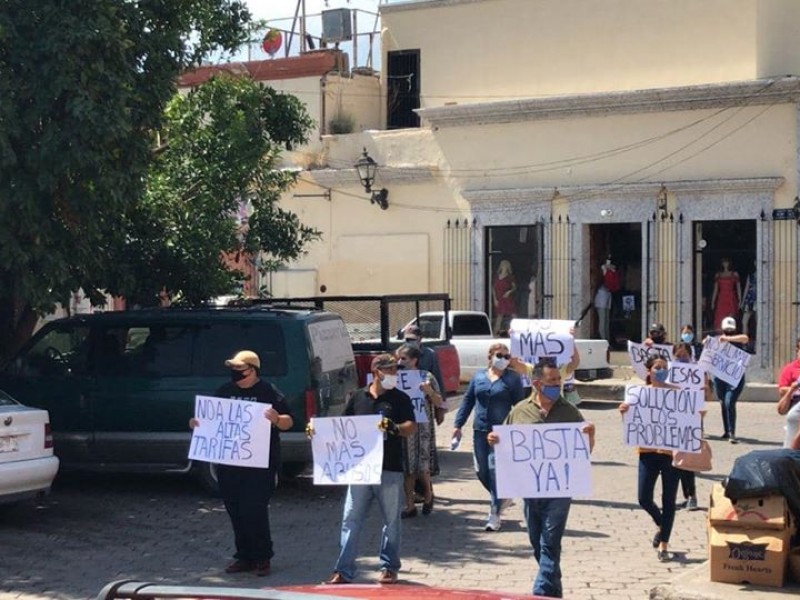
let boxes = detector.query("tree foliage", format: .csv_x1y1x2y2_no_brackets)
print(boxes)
111,75,319,306
0,1,252,358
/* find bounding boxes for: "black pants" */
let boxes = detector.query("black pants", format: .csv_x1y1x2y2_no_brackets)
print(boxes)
678,468,696,499
218,464,277,562
637,452,679,543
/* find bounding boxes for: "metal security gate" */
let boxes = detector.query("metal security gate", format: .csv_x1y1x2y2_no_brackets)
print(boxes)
646,212,685,337
443,218,474,311
542,215,576,321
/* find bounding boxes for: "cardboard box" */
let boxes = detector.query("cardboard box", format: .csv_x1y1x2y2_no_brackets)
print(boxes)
708,483,792,531
709,524,791,587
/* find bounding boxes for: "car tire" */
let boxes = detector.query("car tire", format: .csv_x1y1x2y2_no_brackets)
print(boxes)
194,461,219,495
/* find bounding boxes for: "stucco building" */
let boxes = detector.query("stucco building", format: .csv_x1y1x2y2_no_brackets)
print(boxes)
266,0,800,383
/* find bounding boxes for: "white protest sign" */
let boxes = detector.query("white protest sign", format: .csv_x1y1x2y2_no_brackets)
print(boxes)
698,336,750,387
308,319,354,371
627,341,674,381
509,318,574,367
494,423,592,499
396,369,428,424
622,385,703,453
189,395,272,468
311,415,384,485
666,361,707,397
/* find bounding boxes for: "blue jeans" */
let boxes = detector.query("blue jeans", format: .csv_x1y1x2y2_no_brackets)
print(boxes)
638,452,679,543
524,498,571,598
714,376,745,437
472,429,499,513
334,471,404,581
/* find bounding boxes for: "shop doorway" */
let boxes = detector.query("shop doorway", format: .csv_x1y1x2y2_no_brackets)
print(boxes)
485,225,542,334
589,223,643,349
693,220,757,341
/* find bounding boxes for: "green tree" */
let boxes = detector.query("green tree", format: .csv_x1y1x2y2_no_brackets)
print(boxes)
0,1,251,359
112,74,319,307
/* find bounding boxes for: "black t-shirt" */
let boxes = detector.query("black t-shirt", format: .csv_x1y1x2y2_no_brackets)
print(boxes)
344,386,415,473
214,379,291,465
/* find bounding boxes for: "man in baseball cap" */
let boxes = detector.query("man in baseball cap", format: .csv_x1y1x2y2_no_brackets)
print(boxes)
189,349,293,576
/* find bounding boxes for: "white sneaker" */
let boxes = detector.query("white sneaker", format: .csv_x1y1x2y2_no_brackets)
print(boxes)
485,512,502,531
499,498,516,514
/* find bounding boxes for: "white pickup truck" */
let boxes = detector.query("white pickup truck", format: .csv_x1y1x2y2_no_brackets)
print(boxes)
403,310,612,383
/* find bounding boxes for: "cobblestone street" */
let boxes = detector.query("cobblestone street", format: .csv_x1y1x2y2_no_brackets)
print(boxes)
0,399,788,600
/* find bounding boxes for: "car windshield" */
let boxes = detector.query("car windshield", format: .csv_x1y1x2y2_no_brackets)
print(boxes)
0,389,19,406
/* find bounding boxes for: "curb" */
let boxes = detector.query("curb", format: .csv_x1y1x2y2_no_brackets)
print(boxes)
575,380,778,403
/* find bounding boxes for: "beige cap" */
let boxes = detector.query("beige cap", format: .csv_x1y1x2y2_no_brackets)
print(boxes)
224,350,261,369
721,317,737,331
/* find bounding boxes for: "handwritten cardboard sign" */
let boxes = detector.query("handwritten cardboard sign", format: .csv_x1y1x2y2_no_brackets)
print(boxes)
188,395,272,468
493,423,592,499
628,341,674,381
622,385,703,453
396,369,429,423
311,415,384,485
509,318,574,367
698,336,750,387
666,361,707,396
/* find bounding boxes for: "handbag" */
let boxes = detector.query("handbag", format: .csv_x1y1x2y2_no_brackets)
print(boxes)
672,439,713,472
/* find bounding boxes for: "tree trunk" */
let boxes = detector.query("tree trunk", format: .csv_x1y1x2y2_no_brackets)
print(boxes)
0,298,39,363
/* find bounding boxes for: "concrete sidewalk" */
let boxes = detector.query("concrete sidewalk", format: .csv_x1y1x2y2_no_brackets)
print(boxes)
575,350,778,402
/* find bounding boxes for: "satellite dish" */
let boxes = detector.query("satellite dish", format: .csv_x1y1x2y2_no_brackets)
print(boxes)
262,29,282,58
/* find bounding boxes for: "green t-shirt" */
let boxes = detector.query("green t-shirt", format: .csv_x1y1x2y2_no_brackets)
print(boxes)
505,392,584,425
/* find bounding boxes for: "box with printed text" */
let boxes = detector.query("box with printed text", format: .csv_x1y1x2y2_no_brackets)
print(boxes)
708,524,792,587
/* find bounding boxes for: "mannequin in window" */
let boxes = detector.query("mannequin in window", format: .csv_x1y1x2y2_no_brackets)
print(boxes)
527,272,539,319
740,262,756,337
602,257,620,293
492,259,517,334
711,257,741,330
594,283,611,341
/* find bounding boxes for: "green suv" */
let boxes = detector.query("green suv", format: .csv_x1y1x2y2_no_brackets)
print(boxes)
0,306,357,490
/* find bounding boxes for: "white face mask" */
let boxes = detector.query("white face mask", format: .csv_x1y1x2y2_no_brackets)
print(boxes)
381,373,398,390
492,357,510,371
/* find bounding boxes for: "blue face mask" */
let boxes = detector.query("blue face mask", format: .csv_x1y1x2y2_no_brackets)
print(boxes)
681,332,694,343
652,368,669,383
540,385,561,401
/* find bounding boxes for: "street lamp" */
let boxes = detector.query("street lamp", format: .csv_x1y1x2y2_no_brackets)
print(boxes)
355,148,378,193
354,148,389,210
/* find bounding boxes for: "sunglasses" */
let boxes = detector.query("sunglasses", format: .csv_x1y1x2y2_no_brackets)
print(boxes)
494,353,511,360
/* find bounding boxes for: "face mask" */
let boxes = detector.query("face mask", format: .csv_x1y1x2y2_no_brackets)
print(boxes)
492,357,509,371
723,330,735,336
675,354,691,364
652,368,669,383
540,385,561,401
231,369,248,382
405,339,420,349
681,332,694,343
651,334,664,344
381,373,398,390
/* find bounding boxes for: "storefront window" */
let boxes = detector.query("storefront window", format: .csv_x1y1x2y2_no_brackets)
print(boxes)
485,225,542,335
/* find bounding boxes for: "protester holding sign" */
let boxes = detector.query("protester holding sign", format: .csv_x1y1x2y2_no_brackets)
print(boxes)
776,337,800,449
396,344,442,518
671,342,709,512
708,316,749,444
453,343,525,532
619,355,680,563
189,350,293,577
488,359,595,598
323,353,415,586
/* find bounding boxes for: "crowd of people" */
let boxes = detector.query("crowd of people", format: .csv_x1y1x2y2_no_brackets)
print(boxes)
187,312,800,599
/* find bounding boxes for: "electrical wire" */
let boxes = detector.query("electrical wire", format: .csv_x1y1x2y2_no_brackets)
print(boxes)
289,79,778,179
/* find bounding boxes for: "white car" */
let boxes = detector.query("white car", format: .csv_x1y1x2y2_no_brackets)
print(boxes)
0,388,59,504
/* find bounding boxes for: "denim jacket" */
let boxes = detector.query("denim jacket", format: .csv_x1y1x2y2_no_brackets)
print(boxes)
455,369,524,431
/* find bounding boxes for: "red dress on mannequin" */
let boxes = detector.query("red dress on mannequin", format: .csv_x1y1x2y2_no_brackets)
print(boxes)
713,272,740,329
493,275,516,316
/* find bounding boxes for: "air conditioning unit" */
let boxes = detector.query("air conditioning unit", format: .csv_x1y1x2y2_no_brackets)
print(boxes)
321,8,352,43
